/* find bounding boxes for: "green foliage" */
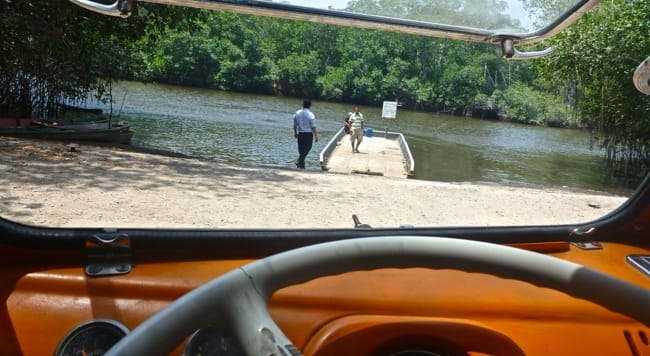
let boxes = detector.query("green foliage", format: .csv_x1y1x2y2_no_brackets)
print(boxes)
535,0,650,175
0,0,206,117
277,52,321,98
439,62,487,107
1,0,549,120
317,66,350,101
132,11,276,93
504,82,569,126
0,0,116,116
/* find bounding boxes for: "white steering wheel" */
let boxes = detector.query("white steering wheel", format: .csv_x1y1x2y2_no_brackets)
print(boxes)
106,236,650,355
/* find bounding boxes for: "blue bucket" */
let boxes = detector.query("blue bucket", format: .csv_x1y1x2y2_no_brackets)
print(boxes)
364,127,373,137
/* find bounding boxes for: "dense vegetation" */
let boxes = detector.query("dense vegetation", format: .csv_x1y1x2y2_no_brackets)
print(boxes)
0,0,648,178
127,6,551,122
0,0,202,118
536,0,650,179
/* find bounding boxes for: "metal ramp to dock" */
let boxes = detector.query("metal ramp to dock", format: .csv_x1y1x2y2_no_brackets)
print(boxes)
320,128,414,178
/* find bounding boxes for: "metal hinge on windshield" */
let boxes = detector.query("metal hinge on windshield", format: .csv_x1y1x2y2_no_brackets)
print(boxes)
68,0,134,18
499,38,555,60
86,229,132,276
569,227,602,250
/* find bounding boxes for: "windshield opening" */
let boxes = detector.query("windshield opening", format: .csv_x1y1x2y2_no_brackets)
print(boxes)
0,0,646,229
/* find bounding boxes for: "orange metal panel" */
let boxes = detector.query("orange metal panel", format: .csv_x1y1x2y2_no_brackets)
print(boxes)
1,241,650,355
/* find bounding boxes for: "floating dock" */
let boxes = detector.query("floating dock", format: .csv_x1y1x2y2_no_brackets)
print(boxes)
320,128,415,178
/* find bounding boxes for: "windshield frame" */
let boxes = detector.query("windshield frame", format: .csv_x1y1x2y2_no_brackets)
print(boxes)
20,0,628,231
74,0,600,45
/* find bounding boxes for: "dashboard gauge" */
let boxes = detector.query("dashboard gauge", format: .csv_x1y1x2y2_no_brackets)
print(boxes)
55,319,129,356
183,325,245,356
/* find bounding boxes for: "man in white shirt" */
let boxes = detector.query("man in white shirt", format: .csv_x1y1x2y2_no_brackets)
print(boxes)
293,100,319,169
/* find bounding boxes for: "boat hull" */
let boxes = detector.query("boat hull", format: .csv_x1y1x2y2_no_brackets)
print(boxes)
0,121,134,144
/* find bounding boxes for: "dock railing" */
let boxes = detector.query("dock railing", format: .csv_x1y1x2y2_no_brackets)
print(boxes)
320,127,415,176
395,132,415,176
319,127,347,170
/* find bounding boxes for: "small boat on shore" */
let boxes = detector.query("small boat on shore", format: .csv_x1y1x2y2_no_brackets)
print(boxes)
35,118,111,130
0,118,134,144
57,103,103,115
59,118,111,130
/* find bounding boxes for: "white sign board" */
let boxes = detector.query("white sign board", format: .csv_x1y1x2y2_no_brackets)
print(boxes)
381,101,398,119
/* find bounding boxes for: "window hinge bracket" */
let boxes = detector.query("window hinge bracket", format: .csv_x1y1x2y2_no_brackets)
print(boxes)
500,38,555,60
68,0,134,18
86,229,132,276
569,227,602,250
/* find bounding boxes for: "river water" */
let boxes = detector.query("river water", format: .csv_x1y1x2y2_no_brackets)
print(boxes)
96,81,630,194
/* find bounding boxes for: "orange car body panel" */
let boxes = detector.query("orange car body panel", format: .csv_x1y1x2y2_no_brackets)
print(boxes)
2,239,650,355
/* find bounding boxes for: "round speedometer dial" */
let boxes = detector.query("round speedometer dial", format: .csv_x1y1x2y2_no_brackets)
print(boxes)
183,325,245,356
55,319,129,356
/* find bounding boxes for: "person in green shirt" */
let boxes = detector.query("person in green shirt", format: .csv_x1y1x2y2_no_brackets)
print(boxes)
348,106,365,153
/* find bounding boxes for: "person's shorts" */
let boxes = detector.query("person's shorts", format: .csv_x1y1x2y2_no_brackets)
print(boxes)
350,128,364,142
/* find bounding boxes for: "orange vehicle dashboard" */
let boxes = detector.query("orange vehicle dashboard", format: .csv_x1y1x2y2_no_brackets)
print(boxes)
2,229,650,356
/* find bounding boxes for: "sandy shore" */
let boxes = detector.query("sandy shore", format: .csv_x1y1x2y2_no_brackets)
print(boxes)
0,137,628,229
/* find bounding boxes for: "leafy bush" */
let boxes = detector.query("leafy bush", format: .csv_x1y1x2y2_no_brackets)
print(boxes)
504,82,570,126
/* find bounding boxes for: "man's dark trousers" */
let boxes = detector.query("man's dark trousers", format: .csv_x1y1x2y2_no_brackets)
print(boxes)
297,132,313,169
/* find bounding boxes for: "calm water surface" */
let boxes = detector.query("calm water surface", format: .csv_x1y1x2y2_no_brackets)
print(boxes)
98,82,629,194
